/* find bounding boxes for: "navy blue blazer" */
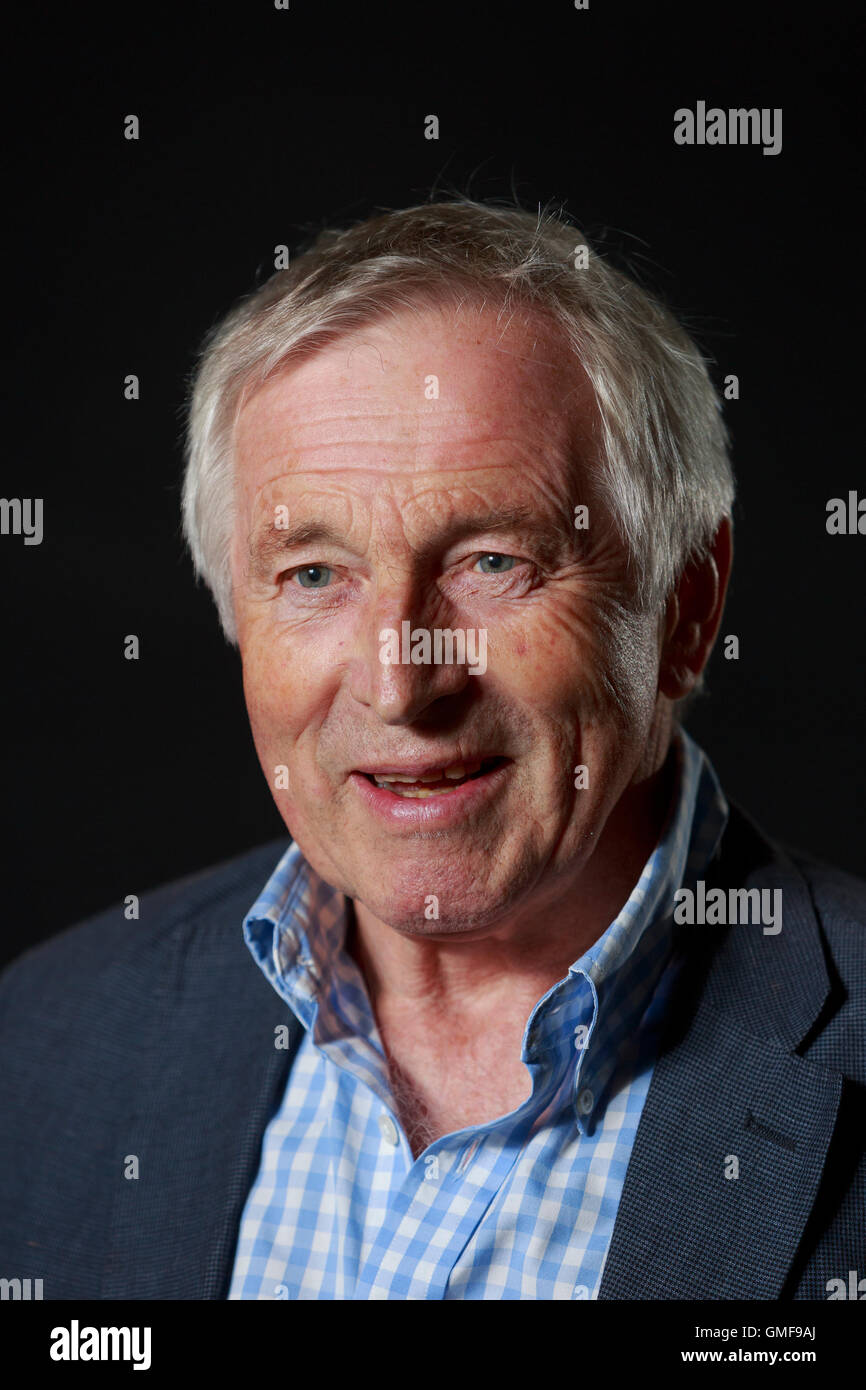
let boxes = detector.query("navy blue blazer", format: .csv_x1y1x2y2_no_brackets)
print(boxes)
1,803,864,1300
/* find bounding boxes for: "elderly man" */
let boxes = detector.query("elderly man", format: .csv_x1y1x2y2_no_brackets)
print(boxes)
1,200,863,1302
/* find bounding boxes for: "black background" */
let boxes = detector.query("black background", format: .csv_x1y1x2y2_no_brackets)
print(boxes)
2,0,863,969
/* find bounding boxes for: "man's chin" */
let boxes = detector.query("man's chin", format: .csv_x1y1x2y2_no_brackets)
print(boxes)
350,876,529,939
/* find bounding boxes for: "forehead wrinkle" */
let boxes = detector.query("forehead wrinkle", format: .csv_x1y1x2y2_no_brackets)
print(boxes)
244,480,576,577
242,370,575,433
237,371,582,471
239,430,581,483
243,480,359,557
242,442,589,529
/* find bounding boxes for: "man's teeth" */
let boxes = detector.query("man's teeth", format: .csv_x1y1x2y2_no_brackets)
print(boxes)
378,786,449,797
372,760,483,794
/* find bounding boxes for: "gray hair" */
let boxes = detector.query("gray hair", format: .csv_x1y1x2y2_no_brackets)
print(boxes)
182,196,734,646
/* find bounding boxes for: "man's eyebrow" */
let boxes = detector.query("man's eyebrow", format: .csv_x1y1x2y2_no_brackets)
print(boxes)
247,521,348,579
247,505,573,578
442,505,574,561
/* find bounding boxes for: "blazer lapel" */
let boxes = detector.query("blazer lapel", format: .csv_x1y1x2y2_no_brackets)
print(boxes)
103,888,304,1299
599,806,840,1299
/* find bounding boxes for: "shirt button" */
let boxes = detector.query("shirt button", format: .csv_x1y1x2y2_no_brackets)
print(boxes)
577,1088,594,1115
378,1112,399,1146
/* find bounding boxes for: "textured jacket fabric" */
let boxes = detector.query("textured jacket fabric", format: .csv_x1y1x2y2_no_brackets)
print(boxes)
0,803,863,1300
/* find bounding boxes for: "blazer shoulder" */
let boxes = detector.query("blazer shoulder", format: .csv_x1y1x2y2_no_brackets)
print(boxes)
725,801,866,933
0,836,290,1015
785,843,866,928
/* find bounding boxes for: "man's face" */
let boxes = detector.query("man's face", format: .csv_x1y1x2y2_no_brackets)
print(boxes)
231,302,667,936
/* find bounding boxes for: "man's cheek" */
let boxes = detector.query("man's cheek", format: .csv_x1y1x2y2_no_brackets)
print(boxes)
242,672,298,788
243,642,296,720
497,614,611,716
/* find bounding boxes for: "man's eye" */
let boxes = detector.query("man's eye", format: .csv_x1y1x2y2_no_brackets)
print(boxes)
474,553,517,574
293,564,333,589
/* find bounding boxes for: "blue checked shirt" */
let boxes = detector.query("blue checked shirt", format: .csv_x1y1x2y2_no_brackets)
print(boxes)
228,727,728,1300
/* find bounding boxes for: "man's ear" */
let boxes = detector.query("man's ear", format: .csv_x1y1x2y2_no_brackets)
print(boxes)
659,517,733,701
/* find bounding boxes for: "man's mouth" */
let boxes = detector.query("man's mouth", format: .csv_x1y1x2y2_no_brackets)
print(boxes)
359,757,507,798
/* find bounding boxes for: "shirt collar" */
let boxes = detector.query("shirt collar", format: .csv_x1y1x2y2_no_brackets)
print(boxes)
546,725,729,1130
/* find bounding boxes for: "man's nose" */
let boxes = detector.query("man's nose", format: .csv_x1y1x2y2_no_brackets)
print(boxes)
349,598,477,725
